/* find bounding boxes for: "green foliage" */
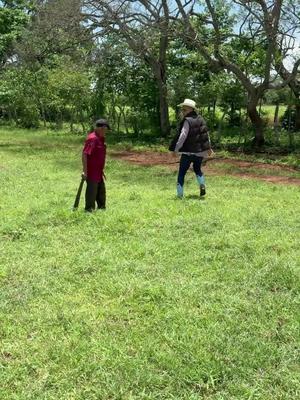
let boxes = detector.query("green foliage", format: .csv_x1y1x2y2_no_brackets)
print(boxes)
45,57,92,127
281,106,297,131
0,0,32,64
95,35,160,134
0,1,299,146
15,0,92,68
0,67,40,127
264,87,291,105
218,79,246,126
0,57,92,129
168,39,211,110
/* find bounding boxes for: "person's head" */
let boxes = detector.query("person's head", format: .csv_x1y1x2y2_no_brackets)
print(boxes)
177,99,197,117
94,119,110,136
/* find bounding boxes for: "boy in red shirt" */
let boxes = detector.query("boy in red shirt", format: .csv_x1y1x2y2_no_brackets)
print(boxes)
82,119,109,212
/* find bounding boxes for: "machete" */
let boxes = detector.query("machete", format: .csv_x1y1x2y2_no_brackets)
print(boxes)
72,175,85,210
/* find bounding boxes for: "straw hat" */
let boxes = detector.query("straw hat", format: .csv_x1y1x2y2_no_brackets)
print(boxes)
177,99,197,109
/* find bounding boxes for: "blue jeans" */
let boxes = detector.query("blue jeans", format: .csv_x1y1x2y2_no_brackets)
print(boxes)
177,154,203,187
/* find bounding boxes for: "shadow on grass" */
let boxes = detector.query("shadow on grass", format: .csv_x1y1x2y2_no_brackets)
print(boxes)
169,195,206,201
186,194,206,200
0,141,78,155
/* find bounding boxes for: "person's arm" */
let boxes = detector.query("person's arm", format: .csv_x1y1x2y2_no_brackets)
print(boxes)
207,131,214,156
82,152,88,179
199,117,214,156
175,120,189,152
206,131,213,156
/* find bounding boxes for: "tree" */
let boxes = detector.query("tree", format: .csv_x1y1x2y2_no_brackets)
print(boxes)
83,0,172,137
174,0,300,146
168,38,212,112
46,58,92,131
272,0,300,130
0,0,32,68
94,35,160,134
16,0,92,68
219,79,246,126
0,66,42,127
0,0,95,129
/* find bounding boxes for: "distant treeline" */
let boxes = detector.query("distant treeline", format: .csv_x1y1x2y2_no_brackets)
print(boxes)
0,1,299,147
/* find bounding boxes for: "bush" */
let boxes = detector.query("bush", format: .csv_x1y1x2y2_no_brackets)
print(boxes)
17,104,40,129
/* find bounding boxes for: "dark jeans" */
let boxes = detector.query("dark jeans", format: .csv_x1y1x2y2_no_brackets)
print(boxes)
85,179,106,211
177,154,203,186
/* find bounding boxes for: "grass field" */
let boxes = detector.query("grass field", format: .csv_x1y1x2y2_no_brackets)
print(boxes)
0,128,300,399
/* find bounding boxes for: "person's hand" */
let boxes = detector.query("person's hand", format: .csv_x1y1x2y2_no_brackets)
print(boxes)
207,149,214,157
81,172,87,180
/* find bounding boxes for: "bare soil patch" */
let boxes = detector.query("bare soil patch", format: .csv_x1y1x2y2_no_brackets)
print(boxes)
110,150,300,186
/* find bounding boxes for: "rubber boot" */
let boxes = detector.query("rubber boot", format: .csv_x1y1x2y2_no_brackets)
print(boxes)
196,175,206,197
177,183,183,198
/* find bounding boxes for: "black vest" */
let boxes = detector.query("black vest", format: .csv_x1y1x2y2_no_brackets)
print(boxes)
169,111,210,152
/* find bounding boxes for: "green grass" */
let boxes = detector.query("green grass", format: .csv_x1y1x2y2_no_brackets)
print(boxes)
0,128,300,400
215,150,300,170
260,105,286,120
209,161,300,179
199,105,285,122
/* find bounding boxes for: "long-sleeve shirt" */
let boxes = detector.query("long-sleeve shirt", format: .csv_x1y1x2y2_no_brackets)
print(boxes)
175,120,210,157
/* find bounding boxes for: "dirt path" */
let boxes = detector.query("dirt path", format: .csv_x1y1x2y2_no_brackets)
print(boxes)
110,150,300,186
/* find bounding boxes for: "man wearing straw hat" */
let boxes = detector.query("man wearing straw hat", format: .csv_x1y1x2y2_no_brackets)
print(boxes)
169,98,213,198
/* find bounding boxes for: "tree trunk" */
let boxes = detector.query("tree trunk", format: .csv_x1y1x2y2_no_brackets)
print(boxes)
152,62,170,137
116,108,121,135
230,102,234,125
120,106,129,134
287,82,300,131
212,100,216,128
79,110,86,134
288,106,292,132
273,103,280,145
273,103,279,125
247,98,265,146
258,99,263,116
295,103,300,131
39,101,47,128
217,112,226,143
159,83,170,137
287,107,295,147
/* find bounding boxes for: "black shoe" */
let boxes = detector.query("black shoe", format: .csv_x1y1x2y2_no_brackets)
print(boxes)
200,184,206,197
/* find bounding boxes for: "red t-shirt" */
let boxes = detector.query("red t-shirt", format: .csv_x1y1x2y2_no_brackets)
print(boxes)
83,132,106,182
